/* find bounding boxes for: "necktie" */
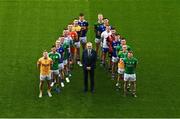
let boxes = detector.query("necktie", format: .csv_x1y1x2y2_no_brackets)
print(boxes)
88,49,91,57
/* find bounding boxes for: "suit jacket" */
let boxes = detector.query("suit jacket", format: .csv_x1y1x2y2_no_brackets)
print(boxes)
82,49,97,70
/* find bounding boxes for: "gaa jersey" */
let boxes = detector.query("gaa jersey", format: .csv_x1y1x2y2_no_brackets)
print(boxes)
72,25,81,32
69,31,78,41
118,59,124,69
64,36,73,47
78,20,88,37
118,51,128,60
37,57,53,75
48,52,61,70
126,45,132,51
99,24,106,33
107,35,115,54
56,47,64,63
63,43,69,60
72,25,81,37
112,40,120,57
117,44,132,52
123,57,138,74
98,24,112,33
117,40,121,46
101,30,112,48
94,22,104,39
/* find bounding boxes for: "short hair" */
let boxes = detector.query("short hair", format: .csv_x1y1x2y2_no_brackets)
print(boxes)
98,13,103,15
56,40,60,43
68,23,73,25
68,24,73,26
52,45,56,48
73,19,78,23
79,13,84,16
111,27,115,30
128,50,133,53
115,33,119,36
121,37,126,40
86,42,92,48
103,18,108,20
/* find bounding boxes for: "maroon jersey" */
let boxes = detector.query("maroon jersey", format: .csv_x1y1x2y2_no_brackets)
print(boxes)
107,35,115,53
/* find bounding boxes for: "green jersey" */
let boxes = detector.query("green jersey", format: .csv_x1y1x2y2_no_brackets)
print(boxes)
117,45,132,51
123,57,138,74
63,43,69,60
118,51,128,60
48,52,61,70
116,45,121,52
94,22,103,39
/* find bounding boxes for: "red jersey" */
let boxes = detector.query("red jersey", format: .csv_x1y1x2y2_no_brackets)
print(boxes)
69,31,78,41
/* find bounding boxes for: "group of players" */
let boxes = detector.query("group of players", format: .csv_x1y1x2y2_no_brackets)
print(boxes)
37,13,138,98
37,13,89,98
94,14,138,97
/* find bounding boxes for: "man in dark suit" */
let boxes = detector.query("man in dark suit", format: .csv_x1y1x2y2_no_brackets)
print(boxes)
82,42,97,93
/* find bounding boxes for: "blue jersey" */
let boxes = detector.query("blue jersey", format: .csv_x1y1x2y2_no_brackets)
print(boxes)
117,40,121,46
98,24,106,33
112,41,119,57
56,47,64,63
78,20,88,37
98,24,112,33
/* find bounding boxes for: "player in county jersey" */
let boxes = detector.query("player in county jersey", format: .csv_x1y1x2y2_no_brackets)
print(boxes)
109,32,120,79
94,13,104,58
63,38,71,83
117,38,132,52
78,13,89,50
56,39,65,88
72,19,82,67
37,51,53,98
99,18,110,33
99,18,112,63
48,45,61,93
116,45,128,88
101,25,112,66
123,51,138,97
68,24,78,66
63,29,73,77
107,28,116,74
115,33,122,53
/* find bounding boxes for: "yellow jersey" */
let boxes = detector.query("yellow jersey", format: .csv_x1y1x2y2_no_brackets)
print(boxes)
72,25,81,32
37,57,53,75
118,59,124,69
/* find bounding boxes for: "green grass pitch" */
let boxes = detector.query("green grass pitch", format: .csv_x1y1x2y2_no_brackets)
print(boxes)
0,0,180,117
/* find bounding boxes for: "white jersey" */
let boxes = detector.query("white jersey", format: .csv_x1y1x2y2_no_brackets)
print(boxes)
101,30,112,48
64,36,73,52
64,36,72,46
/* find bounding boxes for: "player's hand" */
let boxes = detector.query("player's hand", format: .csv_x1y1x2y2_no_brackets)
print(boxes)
81,27,85,30
81,26,86,30
86,67,91,70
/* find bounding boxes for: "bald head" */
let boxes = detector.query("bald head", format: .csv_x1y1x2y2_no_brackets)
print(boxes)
86,42,93,49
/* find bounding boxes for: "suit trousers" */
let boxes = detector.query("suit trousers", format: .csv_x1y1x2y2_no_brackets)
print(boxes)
83,69,94,92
